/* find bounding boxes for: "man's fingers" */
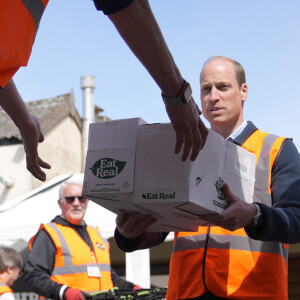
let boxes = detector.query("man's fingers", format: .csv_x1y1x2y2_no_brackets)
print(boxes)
198,118,208,148
174,131,184,155
166,98,207,161
197,106,203,116
181,129,193,161
124,212,143,229
116,210,127,227
27,162,46,182
30,115,44,143
139,215,157,230
190,124,202,161
38,157,51,169
222,183,238,205
222,183,230,196
116,210,156,238
38,131,45,143
26,155,51,181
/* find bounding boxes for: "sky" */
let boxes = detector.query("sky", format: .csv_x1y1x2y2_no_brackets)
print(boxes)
13,0,300,149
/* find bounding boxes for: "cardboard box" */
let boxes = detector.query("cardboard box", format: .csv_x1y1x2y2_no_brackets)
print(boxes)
133,123,256,225
83,117,144,208
83,119,256,232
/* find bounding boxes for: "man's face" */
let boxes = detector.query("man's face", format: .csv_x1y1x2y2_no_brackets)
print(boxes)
200,58,248,136
58,184,88,225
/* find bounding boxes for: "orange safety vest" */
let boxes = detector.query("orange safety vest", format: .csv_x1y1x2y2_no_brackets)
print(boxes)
0,0,48,89
29,223,113,293
0,279,12,295
167,130,288,300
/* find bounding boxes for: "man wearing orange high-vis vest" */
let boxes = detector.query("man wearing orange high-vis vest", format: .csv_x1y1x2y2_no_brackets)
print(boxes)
25,176,140,300
114,56,300,300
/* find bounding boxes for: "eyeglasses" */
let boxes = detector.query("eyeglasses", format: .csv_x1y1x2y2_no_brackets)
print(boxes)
62,196,88,204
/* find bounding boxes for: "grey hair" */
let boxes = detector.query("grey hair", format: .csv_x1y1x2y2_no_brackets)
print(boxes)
0,247,23,272
58,174,83,199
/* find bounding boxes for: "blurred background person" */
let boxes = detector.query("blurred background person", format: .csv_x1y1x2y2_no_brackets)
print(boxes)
0,247,23,300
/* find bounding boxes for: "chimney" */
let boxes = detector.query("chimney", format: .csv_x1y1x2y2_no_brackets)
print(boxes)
81,75,95,169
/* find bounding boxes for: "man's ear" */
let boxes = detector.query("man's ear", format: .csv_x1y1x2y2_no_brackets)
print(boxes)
241,83,248,103
58,199,62,209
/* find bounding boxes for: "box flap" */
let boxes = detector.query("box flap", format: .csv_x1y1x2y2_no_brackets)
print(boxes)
88,118,147,150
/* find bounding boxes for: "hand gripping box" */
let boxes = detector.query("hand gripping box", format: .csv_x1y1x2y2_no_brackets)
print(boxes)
133,123,256,230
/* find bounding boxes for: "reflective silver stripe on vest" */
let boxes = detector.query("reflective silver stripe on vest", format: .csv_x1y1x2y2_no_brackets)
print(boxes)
90,227,109,247
174,234,288,262
253,133,279,206
0,283,6,287
52,263,111,276
21,0,46,29
173,234,208,252
47,223,72,266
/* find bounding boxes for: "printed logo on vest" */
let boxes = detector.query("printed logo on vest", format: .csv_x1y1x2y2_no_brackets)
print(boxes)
96,242,105,250
90,158,126,179
214,177,225,200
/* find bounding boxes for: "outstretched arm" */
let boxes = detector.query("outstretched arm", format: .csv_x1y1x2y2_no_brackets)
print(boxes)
0,80,51,181
107,0,208,160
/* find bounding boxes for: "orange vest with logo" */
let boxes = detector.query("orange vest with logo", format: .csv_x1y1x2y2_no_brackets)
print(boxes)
0,279,12,295
30,223,113,293
167,130,288,300
0,0,48,88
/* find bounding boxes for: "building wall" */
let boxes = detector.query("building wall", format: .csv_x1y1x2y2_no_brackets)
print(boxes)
0,144,32,204
0,117,82,203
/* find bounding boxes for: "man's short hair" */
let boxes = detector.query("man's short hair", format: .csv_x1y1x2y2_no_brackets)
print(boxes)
58,174,83,199
201,56,246,88
0,246,23,272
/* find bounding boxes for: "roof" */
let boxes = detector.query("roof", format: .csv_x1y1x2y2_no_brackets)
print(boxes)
0,90,81,144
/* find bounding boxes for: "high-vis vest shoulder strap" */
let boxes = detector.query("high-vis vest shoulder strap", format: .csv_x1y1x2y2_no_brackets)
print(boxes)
0,281,12,295
37,223,113,292
0,0,48,88
167,130,288,300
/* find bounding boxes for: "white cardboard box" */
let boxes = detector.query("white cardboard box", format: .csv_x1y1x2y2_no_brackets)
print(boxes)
83,119,256,232
83,118,144,213
133,123,256,229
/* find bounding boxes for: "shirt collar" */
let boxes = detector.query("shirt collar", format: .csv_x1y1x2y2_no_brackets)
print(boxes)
226,120,248,141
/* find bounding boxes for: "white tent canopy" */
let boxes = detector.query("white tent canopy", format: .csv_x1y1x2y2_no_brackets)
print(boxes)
0,174,117,246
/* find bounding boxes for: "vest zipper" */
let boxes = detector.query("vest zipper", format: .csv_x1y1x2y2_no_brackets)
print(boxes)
202,226,211,294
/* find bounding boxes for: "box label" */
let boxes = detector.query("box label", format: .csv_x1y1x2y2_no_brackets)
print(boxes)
84,147,135,193
141,192,176,200
90,158,126,179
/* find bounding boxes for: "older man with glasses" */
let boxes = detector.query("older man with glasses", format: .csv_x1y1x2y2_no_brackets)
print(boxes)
25,176,139,300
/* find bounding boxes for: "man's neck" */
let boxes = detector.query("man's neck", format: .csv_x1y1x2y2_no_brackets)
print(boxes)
212,119,245,139
59,215,84,226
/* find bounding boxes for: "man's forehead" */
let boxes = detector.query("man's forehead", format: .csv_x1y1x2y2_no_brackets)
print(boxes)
62,184,82,193
201,59,235,82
